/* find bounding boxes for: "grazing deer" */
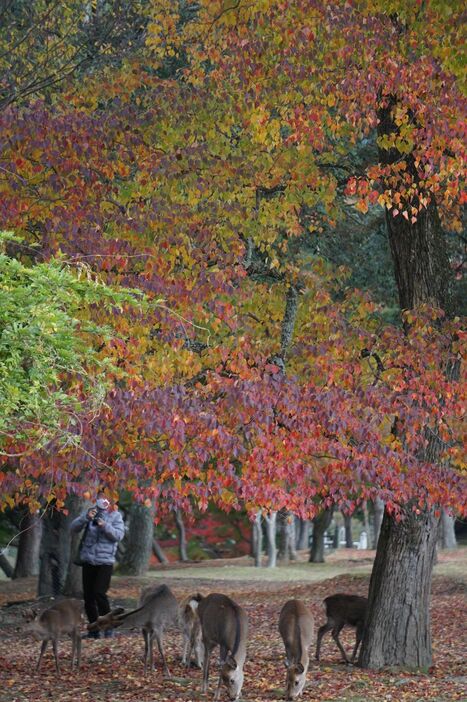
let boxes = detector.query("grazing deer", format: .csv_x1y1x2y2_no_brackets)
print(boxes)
179,593,204,669
279,600,314,700
88,584,178,675
198,593,248,701
24,598,83,674
315,594,367,664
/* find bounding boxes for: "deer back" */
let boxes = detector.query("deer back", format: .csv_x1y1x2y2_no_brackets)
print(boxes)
279,600,314,699
324,594,367,626
111,584,178,631
28,599,82,639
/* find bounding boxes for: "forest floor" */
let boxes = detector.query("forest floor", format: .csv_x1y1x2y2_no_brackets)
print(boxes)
0,549,465,702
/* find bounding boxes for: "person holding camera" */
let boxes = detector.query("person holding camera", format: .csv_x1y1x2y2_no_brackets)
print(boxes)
70,491,124,638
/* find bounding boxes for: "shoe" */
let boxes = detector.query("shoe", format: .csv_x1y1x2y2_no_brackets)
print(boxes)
86,630,101,639
104,629,114,638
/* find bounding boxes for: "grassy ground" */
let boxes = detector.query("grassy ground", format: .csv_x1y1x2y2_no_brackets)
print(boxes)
0,549,465,702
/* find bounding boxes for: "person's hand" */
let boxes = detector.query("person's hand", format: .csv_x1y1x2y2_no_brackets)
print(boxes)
87,508,97,520
96,518,105,527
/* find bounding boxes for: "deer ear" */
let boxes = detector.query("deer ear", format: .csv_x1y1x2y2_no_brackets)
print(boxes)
296,662,305,674
225,654,238,670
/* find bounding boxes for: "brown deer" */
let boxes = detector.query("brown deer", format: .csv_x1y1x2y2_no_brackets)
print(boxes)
179,593,204,669
198,593,248,701
279,600,314,699
88,584,178,675
315,594,367,664
24,598,83,674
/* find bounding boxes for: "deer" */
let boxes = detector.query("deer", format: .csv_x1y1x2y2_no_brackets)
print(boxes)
88,584,178,675
23,598,83,674
315,593,367,664
279,600,314,700
179,593,204,669
198,593,248,701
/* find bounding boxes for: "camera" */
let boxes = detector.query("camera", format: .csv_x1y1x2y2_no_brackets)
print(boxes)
92,507,105,525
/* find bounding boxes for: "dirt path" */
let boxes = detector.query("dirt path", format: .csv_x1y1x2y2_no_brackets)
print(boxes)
0,550,465,701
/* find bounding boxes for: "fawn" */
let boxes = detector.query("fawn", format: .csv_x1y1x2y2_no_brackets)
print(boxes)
179,593,204,668
24,598,83,674
88,584,178,675
198,593,248,701
315,593,367,664
279,599,314,699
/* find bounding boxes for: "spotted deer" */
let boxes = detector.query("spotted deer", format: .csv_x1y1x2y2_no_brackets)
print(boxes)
24,598,83,674
179,593,204,668
88,584,178,675
279,599,314,699
315,593,367,664
198,593,248,701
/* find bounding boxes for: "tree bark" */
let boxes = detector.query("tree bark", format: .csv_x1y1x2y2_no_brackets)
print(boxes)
295,517,310,550
264,511,277,568
62,495,87,597
359,505,439,669
174,508,189,562
252,511,263,567
119,502,155,575
309,508,333,563
438,510,457,550
278,510,297,563
13,510,42,578
343,513,353,549
37,506,70,597
0,552,14,578
152,538,169,564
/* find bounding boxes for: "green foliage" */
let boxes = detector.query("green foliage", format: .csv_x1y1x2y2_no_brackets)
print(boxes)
0,232,141,454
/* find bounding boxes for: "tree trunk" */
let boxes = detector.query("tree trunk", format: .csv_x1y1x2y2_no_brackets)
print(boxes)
438,510,457,550
62,495,87,597
119,502,155,575
278,510,297,563
37,507,71,597
252,511,263,567
0,552,14,578
359,505,439,669
152,538,169,564
309,508,333,563
174,508,189,562
373,497,385,549
343,513,353,548
13,510,42,578
264,511,277,568
295,517,310,550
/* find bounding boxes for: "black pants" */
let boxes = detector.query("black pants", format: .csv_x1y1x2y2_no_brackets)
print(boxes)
82,563,113,624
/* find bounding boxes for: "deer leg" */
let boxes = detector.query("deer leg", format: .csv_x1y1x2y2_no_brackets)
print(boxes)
315,622,333,661
202,641,213,694
155,630,170,677
52,638,60,675
36,640,48,672
332,624,349,663
71,632,76,670
182,629,189,667
350,624,364,664
143,629,150,674
76,633,82,670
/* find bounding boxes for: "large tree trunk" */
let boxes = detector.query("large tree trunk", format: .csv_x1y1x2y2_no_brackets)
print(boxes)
0,552,14,578
373,497,385,549
119,502,155,575
63,495,87,596
343,513,353,549
438,510,457,550
360,96,453,670
174,508,189,562
295,517,310,550
278,510,297,563
359,506,439,669
37,507,71,597
309,508,333,563
264,511,277,568
252,511,263,567
13,510,42,578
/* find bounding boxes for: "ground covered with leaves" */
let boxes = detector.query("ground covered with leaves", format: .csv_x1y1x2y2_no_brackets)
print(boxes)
0,551,465,702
